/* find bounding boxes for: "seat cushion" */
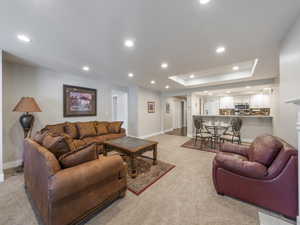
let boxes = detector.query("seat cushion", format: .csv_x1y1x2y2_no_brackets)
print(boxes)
76,122,97,139
95,122,109,135
59,144,98,168
221,135,239,141
83,136,107,145
102,133,125,140
108,121,123,133
42,133,70,158
64,122,78,139
248,135,283,166
69,139,87,151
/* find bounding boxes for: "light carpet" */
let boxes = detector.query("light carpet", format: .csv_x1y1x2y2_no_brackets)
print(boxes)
0,134,271,225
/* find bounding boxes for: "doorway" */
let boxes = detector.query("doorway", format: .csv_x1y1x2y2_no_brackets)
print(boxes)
111,90,128,130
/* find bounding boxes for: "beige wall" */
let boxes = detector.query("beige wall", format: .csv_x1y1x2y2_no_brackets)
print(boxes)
137,88,161,137
0,50,3,181
3,62,128,165
279,16,300,147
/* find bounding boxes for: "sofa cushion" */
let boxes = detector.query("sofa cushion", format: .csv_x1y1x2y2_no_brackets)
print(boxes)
108,121,123,133
64,122,78,139
95,122,109,135
42,133,70,158
83,136,107,145
59,144,98,168
248,135,283,167
70,139,87,151
43,123,66,135
76,122,97,139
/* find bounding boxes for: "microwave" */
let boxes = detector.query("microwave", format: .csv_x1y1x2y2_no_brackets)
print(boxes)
235,104,249,110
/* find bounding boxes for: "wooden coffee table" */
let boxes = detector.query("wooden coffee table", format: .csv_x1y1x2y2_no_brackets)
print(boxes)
103,136,158,178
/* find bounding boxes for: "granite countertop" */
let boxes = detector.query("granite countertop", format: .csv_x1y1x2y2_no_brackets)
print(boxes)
194,115,273,118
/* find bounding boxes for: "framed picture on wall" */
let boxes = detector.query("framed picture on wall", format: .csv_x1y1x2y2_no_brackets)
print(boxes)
166,102,170,114
63,85,97,117
148,101,155,113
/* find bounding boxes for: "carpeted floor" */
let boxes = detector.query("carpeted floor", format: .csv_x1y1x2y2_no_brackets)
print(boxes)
0,134,267,225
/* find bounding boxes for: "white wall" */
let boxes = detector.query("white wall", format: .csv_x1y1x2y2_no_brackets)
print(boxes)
112,89,128,130
279,15,300,147
3,62,128,165
137,88,161,138
0,51,3,182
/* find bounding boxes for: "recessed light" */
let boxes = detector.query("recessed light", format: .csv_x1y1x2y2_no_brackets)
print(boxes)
161,63,168,69
124,39,135,48
204,91,209,94
226,91,231,94
232,66,239,71
17,34,31,43
128,73,134,78
216,46,226,54
199,0,211,5
246,86,251,89
151,80,156,84
82,66,90,71
165,85,170,89
208,93,213,96
190,74,195,78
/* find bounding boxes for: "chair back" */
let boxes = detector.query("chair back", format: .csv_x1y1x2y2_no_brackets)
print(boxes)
231,117,242,135
193,116,204,130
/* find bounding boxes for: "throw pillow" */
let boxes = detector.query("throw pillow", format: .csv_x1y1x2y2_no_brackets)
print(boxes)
33,131,48,144
76,122,97,139
95,123,109,135
108,121,123,133
42,123,66,135
64,122,78,139
59,144,98,168
42,133,71,158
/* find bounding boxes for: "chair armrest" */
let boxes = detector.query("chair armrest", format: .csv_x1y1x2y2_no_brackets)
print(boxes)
221,142,249,157
49,155,125,202
215,152,267,179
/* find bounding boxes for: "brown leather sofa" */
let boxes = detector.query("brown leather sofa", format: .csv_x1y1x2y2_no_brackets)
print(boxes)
24,138,127,225
41,121,126,153
213,135,298,219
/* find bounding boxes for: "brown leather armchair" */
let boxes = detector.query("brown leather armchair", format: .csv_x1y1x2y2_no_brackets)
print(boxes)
24,139,127,225
213,135,298,219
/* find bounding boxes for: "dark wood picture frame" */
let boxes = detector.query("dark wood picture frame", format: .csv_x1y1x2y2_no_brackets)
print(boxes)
63,84,97,117
148,101,155,113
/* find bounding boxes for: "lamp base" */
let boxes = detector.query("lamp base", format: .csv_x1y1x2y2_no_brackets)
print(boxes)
19,113,34,138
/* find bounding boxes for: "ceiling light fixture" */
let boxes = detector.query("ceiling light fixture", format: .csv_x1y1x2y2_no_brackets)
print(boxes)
226,91,231,94
165,85,170,89
199,0,211,5
17,34,31,43
151,80,156,84
246,86,251,89
128,73,134,77
190,74,195,78
204,91,209,94
82,66,90,71
161,63,168,69
124,39,135,48
232,66,239,71
216,46,226,54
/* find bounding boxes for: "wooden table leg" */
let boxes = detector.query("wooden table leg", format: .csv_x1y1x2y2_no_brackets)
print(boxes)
103,144,107,156
153,144,157,165
130,155,137,178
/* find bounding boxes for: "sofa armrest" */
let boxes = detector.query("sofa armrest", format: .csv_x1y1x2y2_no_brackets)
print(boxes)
221,142,249,157
120,128,126,134
49,155,125,202
215,152,267,179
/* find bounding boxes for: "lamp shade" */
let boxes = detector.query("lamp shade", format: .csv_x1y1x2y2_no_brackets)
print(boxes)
13,97,42,112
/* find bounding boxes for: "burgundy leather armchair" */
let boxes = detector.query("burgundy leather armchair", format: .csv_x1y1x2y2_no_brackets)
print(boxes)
213,135,298,219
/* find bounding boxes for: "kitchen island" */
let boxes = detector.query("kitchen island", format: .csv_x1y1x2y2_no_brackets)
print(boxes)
193,115,273,142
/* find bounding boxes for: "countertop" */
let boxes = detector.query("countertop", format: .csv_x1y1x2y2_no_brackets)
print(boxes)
194,115,273,118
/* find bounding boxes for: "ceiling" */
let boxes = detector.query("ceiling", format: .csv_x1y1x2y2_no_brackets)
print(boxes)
0,0,300,91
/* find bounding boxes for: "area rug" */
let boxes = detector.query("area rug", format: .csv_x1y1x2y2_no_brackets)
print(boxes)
121,156,175,196
181,139,250,154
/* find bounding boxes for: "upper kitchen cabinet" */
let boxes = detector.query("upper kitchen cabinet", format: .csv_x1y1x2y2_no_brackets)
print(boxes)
250,94,271,108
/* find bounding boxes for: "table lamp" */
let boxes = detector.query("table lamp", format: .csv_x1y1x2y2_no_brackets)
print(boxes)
13,97,42,138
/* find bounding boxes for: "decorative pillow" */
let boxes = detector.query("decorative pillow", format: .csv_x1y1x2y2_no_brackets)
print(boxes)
248,135,283,166
64,122,78,139
108,121,123,133
76,122,97,139
42,133,71,158
43,123,66,135
59,144,98,168
95,123,109,135
33,131,48,144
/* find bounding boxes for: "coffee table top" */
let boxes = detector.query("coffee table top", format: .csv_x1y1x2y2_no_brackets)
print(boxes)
104,136,158,152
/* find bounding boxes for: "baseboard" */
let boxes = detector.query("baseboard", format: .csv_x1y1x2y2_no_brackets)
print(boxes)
139,131,163,139
163,128,173,133
3,159,22,170
0,172,4,182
